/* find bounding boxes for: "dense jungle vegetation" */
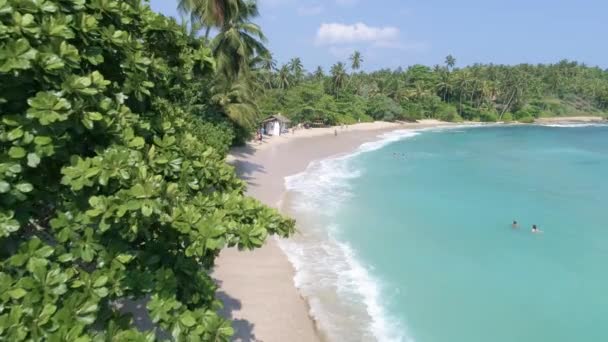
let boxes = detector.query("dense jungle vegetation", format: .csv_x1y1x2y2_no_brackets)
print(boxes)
258,55,608,125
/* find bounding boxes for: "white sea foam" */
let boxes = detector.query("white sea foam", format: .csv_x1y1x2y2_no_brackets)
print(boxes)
281,129,428,341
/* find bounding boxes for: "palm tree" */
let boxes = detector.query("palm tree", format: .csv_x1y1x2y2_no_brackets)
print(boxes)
288,57,304,83
179,16,205,39
211,76,259,128
211,0,269,81
179,0,268,80
350,51,363,72
445,54,456,71
277,65,291,90
330,62,348,97
255,52,276,72
454,70,470,115
436,79,452,103
250,53,275,89
313,66,324,81
178,0,241,39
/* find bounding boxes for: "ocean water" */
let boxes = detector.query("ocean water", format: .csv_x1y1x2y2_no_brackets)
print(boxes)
281,124,608,342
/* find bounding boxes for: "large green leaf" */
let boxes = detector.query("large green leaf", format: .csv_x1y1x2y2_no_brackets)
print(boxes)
0,38,37,72
26,91,72,125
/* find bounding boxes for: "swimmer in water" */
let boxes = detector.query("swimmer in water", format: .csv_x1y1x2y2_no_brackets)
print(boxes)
532,224,543,234
512,220,519,229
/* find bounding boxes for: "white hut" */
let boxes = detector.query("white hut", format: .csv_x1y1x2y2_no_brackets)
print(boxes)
262,114,290,136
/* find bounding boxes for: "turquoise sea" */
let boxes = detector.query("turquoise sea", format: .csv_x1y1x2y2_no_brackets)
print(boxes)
281,124,608,342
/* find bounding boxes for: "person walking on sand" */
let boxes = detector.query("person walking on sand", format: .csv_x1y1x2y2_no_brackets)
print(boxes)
334,128,338,136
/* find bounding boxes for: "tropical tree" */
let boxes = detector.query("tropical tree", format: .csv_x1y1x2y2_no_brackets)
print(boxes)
454,70,471,115
436,70,453,102
256,55,608,125
178,0,246,39
313,66,325,81
288,57,305,83
277,65,292,89
211,76,260,128
255,52,276,72
252,53,276,89
350,51,363,72
330,62,348,97
211,0,269,81
445,54,456,71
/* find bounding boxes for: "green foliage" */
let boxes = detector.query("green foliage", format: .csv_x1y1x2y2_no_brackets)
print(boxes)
512,106,536,121
366,95,403,121
479,111,498,122
0,0,294,340
518,116,535,123
502,112,514,122
255,57,608,125
436,104,463,122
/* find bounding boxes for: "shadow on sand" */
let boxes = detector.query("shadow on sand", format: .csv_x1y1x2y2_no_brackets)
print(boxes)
117,285,261,341
216,282,261,342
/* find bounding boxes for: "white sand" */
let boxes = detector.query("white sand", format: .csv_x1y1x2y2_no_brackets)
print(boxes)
535,116,606,123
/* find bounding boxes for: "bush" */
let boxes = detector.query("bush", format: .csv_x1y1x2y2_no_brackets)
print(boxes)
400,103,424,121
518,116,535,123
514,105,541,119
479,112,498,122
366,95,403,121
336,114,358,125
501,112,514,122
0,1,294,340
154,100,235,156
436,104,463,122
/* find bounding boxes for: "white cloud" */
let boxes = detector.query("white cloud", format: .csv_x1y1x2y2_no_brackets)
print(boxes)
297,4,324,16
316,22,400,46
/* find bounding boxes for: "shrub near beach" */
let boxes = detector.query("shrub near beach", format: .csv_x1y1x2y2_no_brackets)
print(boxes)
0,0,294,340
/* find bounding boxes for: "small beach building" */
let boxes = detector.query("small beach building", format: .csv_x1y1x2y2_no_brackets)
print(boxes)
262,114,290,136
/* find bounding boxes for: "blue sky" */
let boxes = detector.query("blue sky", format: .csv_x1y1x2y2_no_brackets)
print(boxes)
149,0,606,72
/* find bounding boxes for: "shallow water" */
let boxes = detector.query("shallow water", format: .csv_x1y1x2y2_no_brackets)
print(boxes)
282,124,608,341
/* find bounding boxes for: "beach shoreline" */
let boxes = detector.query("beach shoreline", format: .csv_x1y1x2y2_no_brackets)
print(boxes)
212,116,606,341
213,120,450,341
534,115,606,124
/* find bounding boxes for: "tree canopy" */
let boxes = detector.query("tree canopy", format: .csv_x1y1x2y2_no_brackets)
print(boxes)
257,55,608,125
0,0,293,340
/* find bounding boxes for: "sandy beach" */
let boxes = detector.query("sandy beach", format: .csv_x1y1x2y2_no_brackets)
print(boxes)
535,115,606,124
212,120,450,341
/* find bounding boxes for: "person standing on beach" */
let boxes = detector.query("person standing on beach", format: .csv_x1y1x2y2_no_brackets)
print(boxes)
334,128,338,136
